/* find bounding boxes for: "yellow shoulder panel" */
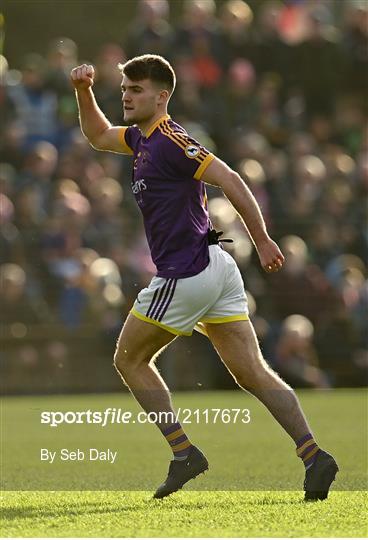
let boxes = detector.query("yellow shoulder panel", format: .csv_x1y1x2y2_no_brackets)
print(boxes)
118,127,134,155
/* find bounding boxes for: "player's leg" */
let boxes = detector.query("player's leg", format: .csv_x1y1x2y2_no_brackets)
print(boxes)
204,319,311,440
114,311,176,421
204,319,338,500
114,312,208,497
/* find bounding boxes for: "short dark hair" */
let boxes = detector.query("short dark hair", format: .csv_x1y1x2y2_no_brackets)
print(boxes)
118,54,176,94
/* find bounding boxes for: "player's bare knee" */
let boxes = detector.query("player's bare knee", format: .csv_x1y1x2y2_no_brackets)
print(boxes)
113,345,150,379
113,350,127,379
231,368,257,390
113,346,133,376
113,361,129,387
232,352,272,390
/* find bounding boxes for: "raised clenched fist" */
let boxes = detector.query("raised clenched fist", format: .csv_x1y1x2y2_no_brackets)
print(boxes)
70,64,95,90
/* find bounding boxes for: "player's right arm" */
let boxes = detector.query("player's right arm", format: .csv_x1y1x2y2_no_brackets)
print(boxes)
200,156,285,273
70,64,131,154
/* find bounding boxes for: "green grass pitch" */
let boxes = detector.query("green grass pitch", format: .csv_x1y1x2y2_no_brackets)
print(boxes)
1,389,367,537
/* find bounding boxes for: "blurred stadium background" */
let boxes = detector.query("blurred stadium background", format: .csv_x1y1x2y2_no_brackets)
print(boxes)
1,0,367,395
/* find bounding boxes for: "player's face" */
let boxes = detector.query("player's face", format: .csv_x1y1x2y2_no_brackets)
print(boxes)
121,75,163,124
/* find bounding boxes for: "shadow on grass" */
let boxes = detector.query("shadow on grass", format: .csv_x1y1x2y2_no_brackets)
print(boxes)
1,501,148,522
1,496,251,522
2,492,307,523
148,492,304,508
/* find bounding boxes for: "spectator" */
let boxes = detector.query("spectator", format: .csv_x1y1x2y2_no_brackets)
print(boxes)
293,4,344,115
268,235,337,326
125,0,174,59
175,0,220,57
7,54,58,148
0,263,50,326
45,37,78,99
254,0,292,94
274,314,330,389
342,1,368,104
93,44,127,124
224,59,257,131
0,193,24,265
218,0,255,69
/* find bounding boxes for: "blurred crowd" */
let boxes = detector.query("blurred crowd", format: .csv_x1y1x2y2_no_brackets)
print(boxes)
1,0,367,392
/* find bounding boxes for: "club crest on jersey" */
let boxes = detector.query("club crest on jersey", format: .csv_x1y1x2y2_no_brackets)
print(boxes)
185,144,200,158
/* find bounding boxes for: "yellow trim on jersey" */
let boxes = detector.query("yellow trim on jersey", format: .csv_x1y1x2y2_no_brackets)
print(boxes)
163,122,208,162
159,120,214,181
194,153,215,180
199,314,249,324
159,123,187,152
145,114,171,138
130,308,192,336
118,127,134,155
161,122,187,149
161,120,191,148
161,120,208,164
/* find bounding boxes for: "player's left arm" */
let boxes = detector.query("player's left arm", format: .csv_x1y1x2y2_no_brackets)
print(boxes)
200,156,284,273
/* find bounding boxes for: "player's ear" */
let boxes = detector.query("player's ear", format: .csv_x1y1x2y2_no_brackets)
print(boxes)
157,89,169,105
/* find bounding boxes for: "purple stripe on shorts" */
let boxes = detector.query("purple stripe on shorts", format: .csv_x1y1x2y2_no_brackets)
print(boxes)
151,278,174,320
147,281,169,319
146,287,160,318
158,279,177,322
169,433,188,447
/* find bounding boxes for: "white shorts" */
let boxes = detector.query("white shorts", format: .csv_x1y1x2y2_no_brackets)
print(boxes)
131,245,249,336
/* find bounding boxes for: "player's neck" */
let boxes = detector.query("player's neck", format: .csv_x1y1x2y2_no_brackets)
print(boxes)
138,110,169,137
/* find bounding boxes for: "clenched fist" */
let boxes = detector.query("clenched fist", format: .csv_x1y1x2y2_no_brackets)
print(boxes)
256,237,285,273
70,64,95,90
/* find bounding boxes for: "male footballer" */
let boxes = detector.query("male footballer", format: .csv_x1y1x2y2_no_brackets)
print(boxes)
71,54,338,500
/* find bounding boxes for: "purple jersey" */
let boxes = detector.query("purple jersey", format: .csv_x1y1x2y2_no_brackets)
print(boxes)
118,114,215,279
